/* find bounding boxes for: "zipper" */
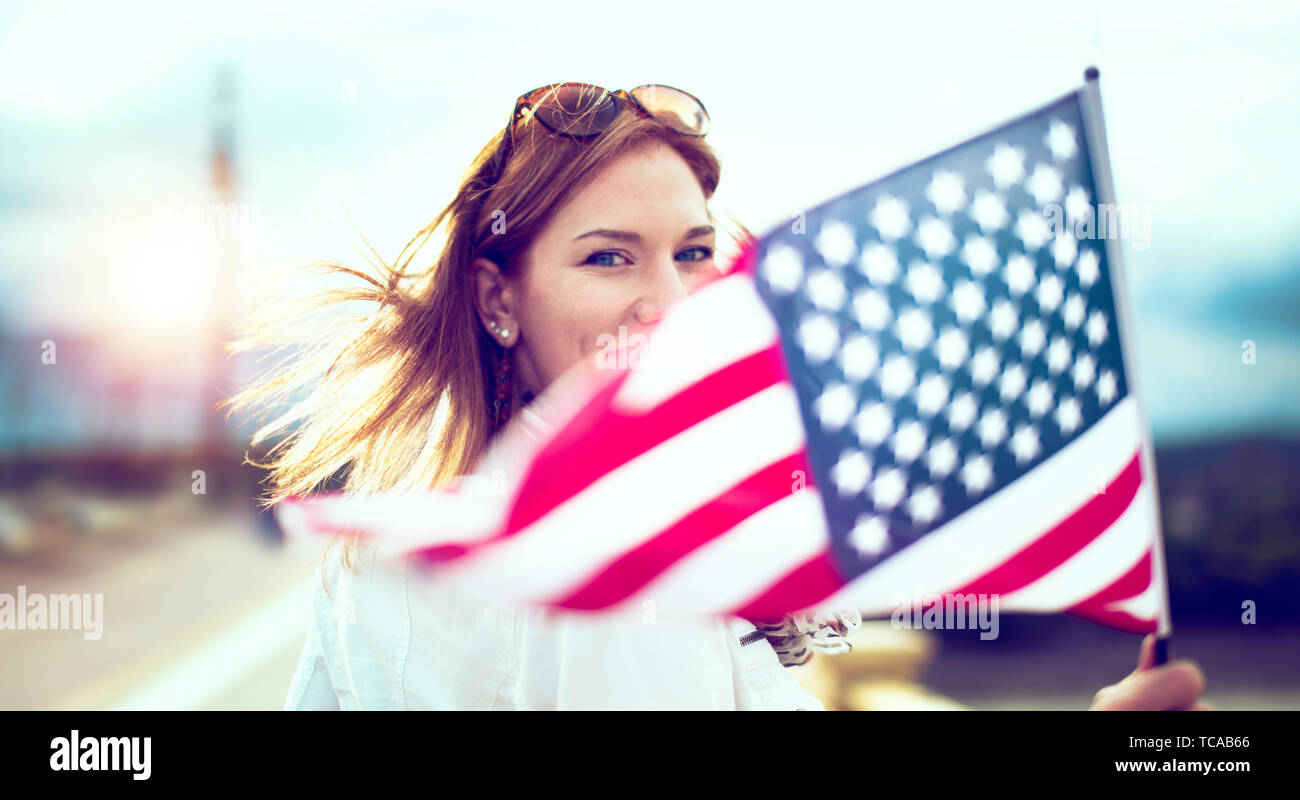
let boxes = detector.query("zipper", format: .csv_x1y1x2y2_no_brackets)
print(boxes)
738,629,766,647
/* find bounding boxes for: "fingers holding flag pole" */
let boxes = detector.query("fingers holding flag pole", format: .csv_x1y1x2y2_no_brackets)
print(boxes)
1078,65,1175,666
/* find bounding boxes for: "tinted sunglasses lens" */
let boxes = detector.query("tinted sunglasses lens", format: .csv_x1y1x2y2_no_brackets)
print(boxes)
631,85,709,136
528,83,619,137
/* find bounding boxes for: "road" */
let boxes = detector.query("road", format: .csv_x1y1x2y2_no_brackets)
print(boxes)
0,503,315,711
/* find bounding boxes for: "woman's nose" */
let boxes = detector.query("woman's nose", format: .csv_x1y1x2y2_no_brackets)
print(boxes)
633,258,691,326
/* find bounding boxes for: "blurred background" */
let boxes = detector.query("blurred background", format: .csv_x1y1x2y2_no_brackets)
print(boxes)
1,0,1297,710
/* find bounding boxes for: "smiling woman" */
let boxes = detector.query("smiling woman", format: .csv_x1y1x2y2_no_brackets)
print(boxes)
470,143,723,407
217,82,833,709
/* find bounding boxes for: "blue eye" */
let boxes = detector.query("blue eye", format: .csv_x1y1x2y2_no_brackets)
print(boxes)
585,250,630,268
678,246,714,263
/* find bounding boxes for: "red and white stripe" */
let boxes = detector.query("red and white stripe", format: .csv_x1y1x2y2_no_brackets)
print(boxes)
276,246,1158,633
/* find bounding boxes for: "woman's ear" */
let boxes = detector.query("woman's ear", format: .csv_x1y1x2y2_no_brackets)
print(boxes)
470,257,518,345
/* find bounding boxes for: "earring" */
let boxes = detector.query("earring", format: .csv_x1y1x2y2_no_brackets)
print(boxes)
490,336,513,434
488,319,511,341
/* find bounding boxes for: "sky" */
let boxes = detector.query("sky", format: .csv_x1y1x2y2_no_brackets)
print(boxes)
1,0,1298,443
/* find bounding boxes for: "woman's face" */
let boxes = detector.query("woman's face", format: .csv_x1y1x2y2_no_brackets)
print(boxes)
472,141,719,398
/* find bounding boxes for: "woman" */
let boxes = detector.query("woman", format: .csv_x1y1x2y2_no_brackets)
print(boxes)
224,82,1209,710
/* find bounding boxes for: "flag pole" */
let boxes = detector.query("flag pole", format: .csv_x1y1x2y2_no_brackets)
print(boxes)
1077,66,1175,665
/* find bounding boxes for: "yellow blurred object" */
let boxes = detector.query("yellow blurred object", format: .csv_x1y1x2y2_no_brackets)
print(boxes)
0,498,38,556
66,497,140,536
845,678,972,711
789,620,972,710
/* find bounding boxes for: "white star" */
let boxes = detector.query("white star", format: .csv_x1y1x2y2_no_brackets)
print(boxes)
988,298,1019,341
999,363,1028,403
1065,185,1091,224
1085,310,1109,347
934,326,970,370
950,279,987,323
1055,396,1083,435
1018,318,1047,358
1073,352,1096,390
947,392,978,432
1097,369,1118,405
977,407,1008,448
879,354,917,398
859,242,901,285
848,514,890,557
813,381,856,431
915,215,956,259
870,467,908,510
960,234,1000,277
1076,249,1100,288
830,449,873,497
796,314,839,363
969,345,1000,387
1045,119,1078,161
926,438,959,479
1025,378,1054,417
1015,209,1049,251
805,268,846,311
907,485,943,525
1046,336,1072,374
852,287,892,331
814,219,858,266
1036,272,1065,313
986,144,1026,188
1026,163,1065,206
971,190,1010,233
926,170,966,215
904,260,945,305
854,402,894,446
1062,293,1086,331
838,334,880,382
1051,231,1078,269
960,454,995,495
1010,423,1042,464
1003,253,1037,296
891,420,928,463
895,306,934,352
870,195,912,241
761,244,803,294
914,373,951,417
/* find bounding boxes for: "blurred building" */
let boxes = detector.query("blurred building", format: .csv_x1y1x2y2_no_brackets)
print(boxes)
0,333,207,458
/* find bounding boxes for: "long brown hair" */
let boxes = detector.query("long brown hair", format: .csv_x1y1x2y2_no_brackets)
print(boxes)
220,99,749,591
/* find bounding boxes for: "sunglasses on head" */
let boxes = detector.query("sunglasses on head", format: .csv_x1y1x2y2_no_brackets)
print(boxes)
482,82,710,188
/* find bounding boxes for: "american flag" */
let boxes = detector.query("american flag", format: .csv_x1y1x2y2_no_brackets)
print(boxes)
276,76,1165,635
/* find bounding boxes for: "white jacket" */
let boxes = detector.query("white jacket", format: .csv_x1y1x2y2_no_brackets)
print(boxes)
282,402,826,711
283,552,825,710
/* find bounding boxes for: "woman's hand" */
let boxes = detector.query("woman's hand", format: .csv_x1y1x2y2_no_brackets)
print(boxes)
1089,634,1213,710
750,608,862,667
